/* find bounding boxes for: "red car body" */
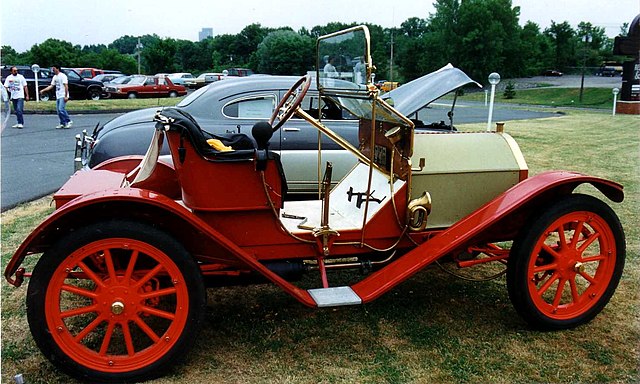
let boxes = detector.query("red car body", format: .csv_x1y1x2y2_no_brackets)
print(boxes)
105,75,187,99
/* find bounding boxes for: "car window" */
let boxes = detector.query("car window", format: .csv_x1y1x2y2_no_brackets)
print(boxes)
294,93,357,121
144,77,156,86
80,70,92,78
222,94,276,118
66,71,81,81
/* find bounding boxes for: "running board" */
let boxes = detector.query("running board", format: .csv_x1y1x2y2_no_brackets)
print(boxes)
308,286,362,307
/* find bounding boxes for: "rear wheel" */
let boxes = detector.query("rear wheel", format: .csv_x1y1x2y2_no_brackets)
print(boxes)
27,220,205,383
507,194,625,330
127,92,137,99
40,92,51,102
89,88,101,101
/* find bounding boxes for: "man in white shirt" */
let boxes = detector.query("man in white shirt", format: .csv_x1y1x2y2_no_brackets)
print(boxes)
3,66,29,129
40,64,73,129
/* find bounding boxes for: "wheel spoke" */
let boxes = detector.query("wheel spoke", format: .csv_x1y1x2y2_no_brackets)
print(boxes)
121,321,136,356
536,272,559,296
134,315,160,343
577,231,601,254
104,249,117,283
582,254,606,263
558,223,568,249
73,315,104,342
533,263,558,274
570,220,585,248
551,278,567,309
140,305,176,321
99,320,116,356
134,264,164,290
77,261,107,289
60,304,99,319
579,270,597,285
124,250,139,282
569,278,580,304
140,287,177,300
541,243,561,259
61,284,98,299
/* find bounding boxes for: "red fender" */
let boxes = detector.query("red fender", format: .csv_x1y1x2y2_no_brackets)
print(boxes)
351,170,623,303
4,188,316,306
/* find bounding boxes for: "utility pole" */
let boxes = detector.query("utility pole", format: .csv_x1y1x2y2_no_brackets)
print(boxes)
579,33,590,103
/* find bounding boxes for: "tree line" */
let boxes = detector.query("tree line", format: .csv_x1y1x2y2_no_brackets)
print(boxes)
1,0,628,85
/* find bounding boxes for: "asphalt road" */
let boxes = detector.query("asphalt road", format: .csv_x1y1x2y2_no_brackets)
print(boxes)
0,103,560,211
1,113,122,211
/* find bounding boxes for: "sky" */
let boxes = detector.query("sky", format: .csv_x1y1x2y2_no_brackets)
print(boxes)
1,0,638,53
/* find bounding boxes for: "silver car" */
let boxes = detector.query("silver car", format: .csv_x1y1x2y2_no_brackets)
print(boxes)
77,67,478,194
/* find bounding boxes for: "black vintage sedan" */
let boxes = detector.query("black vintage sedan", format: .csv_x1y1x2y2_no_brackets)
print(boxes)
77,65,478,193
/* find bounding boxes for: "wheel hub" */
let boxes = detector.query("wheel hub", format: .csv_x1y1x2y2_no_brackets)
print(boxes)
111,301,125,315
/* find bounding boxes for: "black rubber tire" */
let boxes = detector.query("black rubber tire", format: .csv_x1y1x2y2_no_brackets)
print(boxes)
40,92,51,102
127,92,137,99
26,220,206,383
89,88,101,101
168,91,178,98
507,194,625,330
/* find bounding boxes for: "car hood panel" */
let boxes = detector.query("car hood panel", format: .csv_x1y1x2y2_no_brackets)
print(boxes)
382,64,481,117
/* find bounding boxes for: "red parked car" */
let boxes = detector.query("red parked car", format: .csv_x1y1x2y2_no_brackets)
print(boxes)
104,75,187,99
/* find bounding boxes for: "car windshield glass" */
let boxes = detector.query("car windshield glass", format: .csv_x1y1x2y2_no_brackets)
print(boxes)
317,26,407,126
129,77,146,85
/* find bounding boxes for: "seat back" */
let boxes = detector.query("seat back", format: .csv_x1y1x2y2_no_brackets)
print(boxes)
155,108,287,211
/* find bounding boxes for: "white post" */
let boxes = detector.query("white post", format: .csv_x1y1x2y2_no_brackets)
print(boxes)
487,72,500,131
31,64,41,102
612,88,619,116
484,90,488,106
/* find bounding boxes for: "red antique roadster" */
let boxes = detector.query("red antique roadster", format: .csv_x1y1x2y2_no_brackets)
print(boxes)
4,26,625,383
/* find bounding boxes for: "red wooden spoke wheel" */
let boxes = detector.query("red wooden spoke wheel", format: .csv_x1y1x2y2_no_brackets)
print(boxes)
507,194,625,330
27,221,205,383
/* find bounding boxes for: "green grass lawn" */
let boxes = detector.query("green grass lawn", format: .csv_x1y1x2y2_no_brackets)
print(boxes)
2,112,639,383
461,87,616,109
23,96,185,112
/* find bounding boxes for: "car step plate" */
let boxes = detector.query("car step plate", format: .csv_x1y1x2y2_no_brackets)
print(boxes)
308,286,362,307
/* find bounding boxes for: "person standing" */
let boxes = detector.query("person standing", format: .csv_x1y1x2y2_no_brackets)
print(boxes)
3,66,29,129
1,82,10,131
40,65,72,129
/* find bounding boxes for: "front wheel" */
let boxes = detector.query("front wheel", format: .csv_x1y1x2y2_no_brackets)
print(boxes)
168,91,178,98
507,194,625,330
27,220,206,383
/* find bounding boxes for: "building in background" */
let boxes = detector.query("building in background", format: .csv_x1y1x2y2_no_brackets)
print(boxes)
199,28,213,41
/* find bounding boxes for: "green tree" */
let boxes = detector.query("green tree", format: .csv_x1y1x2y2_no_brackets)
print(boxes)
1,46,26,65
256,30,314,75
544,21,575,71
142,38,178,74
28,39,80,67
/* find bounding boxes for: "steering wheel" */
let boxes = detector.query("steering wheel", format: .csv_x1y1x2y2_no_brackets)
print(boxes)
269,75,311,132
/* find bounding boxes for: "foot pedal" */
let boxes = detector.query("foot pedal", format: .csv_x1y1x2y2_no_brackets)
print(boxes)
308,286,362,307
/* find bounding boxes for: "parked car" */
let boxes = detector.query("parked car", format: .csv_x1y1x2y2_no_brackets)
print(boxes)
1,65,104,101
193,72,225,88
103,75,187,99
1,65,53,100
596,65,622,77
74,67,122,79
168,72,196,87
91,73,125,83
226,67,254,77
542,69,563,77
77,66,479,193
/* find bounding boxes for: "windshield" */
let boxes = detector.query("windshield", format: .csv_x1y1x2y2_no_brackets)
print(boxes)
128,76,146,85
317,26,410,126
